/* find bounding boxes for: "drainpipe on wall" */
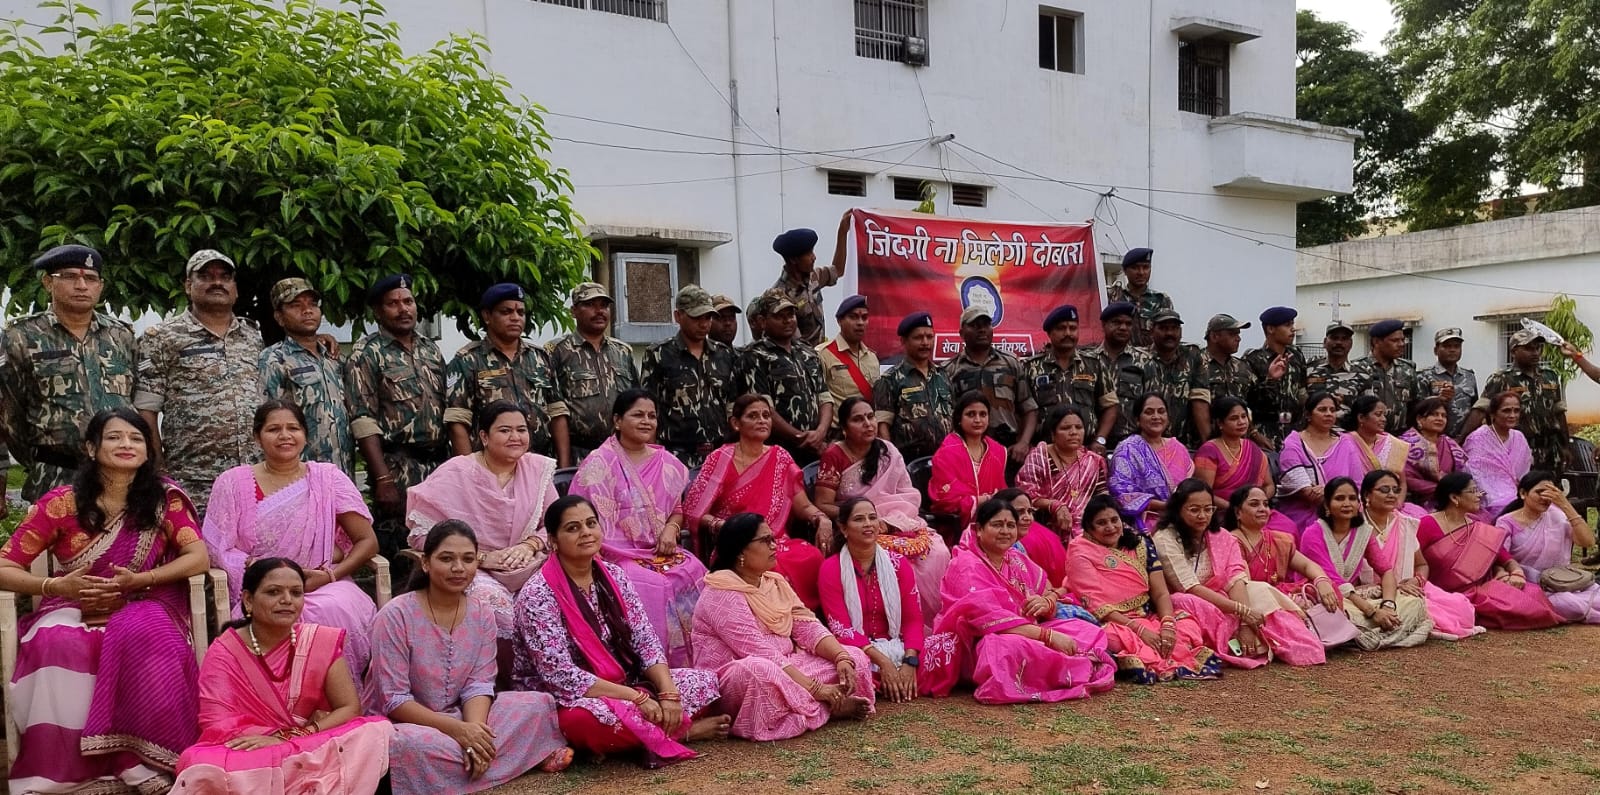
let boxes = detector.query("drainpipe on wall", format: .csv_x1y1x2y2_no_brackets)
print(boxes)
726,0,750,343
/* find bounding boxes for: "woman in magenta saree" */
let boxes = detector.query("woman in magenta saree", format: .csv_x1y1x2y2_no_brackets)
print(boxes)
1193,398,1274,506
1017,405,1109,539
1358,470,1484,640
174,559,392,792
1066,495,1222,683
1224,485,1358,649
1463,392,1533,524
1109,394,1194,533
935,499,1116,704
0,408,210,795
571,390,707,666
685,394,832,608
1400,397,1468,510
1276,392,1343,532
1323,396,1411,495
929,392,1009,528
1495,471,1600,624
1417,473,1561,630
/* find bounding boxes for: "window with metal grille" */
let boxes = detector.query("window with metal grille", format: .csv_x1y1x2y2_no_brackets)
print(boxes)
892,177,927,202
1500,317,1548,365
1178,38,1229,116
827,171,868,197
531,0,667,23
951,183,988,207
855,0,928,62
1038,9,1081,73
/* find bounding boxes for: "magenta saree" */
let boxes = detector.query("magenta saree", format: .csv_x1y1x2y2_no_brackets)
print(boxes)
928,434,1008,528
1064,536,1221,683
1276,431,1338,532
3,484,202,795
1399,429,1467,508
684,444,823,608
1358,511,1483,640
1016,442,1108,538
1194,438,1271,503
1417,514,1562,630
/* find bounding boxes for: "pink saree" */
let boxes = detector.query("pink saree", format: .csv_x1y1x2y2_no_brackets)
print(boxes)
1399,429,1467,508
1359,511,1483,640
816,549,961,696
1064,536,1222,683
1417,514,1562,630
572,437,707,667
933,530,1116,704
1498,508,1600,623
684,444,823,608
1463,427,1533,523
1016,443,1108,538
929,434,1008,528
1323,431,1409,486
1276,431,1338,533
174,624,391,792
1298,520,1435,650
1194,438,1271,503
1109,435,1194,532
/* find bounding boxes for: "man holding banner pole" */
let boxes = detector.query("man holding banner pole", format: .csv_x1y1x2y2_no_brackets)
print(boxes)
1024,304,1118,453
770,215,851,348
940,307,1038,465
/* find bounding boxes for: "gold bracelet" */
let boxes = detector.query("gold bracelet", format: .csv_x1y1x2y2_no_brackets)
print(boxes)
40,577,54,597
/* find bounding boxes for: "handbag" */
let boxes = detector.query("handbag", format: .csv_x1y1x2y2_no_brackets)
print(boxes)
1307,604,1361,648
1539,565,1595,593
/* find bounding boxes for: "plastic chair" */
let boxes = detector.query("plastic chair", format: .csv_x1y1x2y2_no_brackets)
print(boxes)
906,455,963,547
802,460,821,498
553,467,579,498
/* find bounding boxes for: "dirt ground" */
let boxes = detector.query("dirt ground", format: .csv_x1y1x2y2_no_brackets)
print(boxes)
488,626,1600,795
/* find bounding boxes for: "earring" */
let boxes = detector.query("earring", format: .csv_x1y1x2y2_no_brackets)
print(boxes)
738,555,746,568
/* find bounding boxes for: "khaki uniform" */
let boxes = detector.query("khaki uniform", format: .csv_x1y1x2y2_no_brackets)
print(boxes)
641,334,739,468
1351,356,1418,435
1480,366,1568,472
135,310,262,515
1105,285,1174,348
816,337,881,408
546,333,640,456
1023,350,1116,442
873,362,954,461
444,339,562,457
1083,343,1151,446
1143,344,1210,444
771,269,840,348
1415,364,1478,440
1243,345,1308,448
940,348,1036,447
259,338,353,476
0,311,138,501
346,328,448,556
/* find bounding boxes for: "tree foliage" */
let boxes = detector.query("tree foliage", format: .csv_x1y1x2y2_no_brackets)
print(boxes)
0,0,593,332
1294,10,1426,247
1389,0,1600,230
1542,295,1594,387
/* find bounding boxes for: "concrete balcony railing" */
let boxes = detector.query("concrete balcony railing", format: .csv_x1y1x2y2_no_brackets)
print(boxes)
1208,112,1361,201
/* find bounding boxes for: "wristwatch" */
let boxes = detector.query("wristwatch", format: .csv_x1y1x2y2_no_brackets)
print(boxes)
1379,600,1397,611
1095,436,1108,446
903,654,921,668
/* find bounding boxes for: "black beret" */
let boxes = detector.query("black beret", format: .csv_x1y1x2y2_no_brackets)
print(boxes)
1042,304,1079,331
1259,306,1298,327
480,283,525,310
367,273,413,306
1121,247,1153,267
1100,301,1136,321
772,228,819,259
33,244,103,273
897,312,933,338
836,294,868,319
1369,319,1405,338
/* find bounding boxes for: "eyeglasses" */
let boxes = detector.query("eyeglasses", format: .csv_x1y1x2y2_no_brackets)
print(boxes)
749,535,778,548
48,272,102,286
1184,505,1216,515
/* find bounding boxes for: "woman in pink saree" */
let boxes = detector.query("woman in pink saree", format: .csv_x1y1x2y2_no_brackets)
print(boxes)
1463,392,1533,523
1017,405,1109,539
1277,392,1343,532
1400,397,1468,510
1151,479,1325,668
205,400,379,675
685,393,832,609
1194,397,1274,507
1323,395,1411,496
929,392,1009,528
174,559,392,792
0,408,209,795
1110,394,1195,533
816,396,952,624
1297,478,1434,650
1359,470,1484,640
407,401,558,638
1066,495,1223,683
1224,486,1357,649
1495,471,1600,623
934,499,1117,704
691,512,874,741
1417,472,1561,630
571,389,707,666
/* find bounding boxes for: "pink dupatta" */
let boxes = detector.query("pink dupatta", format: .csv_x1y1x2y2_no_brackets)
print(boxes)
935,529,1050,638
407,452,558,592
539,561,694,763
573,437,690,563
929,434,1008,526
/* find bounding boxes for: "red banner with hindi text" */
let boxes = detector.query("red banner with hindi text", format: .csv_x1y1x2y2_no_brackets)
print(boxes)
853,209,1102,361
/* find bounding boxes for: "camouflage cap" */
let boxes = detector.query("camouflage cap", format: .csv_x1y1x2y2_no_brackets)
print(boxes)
270,277,320,308
185,249,235,277
711,294,741,313
746,296,765,317
1509,329,1545,348
675,285,717,318
572,282,613,305
760,287,798,315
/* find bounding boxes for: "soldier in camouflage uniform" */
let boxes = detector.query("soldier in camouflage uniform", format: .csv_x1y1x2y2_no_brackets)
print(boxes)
708,293,742,347
744,295,766,348
770,219,848,347
135,250,262,516
1024,304,1117,453
547,282,640,467
346,274,448,558
259,277,353,475
941,306,1039,464
1244,306,1308,448
873,312,953,461
1305,320,1363,415
1082,302,1150,451
642,285,738,467
1469,329,1568,472
1143,309,1210,445
1414,327,1477,440
1104,247,1173,348
739,288,833,465
1199,313,1258,420
1350,319,1418,436
444,283,566,460
0,245,138,502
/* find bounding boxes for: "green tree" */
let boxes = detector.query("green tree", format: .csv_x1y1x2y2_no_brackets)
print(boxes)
1294,10,1425,246
1390,0,1600,230
0,0,593,332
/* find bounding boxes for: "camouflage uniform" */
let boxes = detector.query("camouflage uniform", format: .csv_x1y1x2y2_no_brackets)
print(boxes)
259,338,353,476
1305,358,1364,416
1480,366,1568,472
1414,364,1478,439
641,334,739,468
1350,356,1418,435
444,339,562,457
346,328,448,557
1105,285,1174,348
1243,345,1308,447
1143,344,1210,444
0,310,138,501
546,333,640,456
739,338,831,457
1082,343,1151,446
1023,350,1116,443
771,269,840,348
134,311,262,515
872,362,954,461
1200,351,1257,405
940,348,1037,448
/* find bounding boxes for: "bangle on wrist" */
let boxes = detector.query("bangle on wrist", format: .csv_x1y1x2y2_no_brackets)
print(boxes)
658,692,681,702
631,690,651,706
40,577,54,597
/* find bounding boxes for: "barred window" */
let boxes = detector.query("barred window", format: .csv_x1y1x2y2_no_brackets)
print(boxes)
532,0,667,23
1178,38,1229,116
855,0,928,62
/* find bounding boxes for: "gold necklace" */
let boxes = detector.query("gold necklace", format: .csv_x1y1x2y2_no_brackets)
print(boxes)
424,591,463,633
